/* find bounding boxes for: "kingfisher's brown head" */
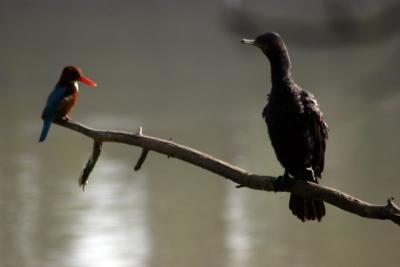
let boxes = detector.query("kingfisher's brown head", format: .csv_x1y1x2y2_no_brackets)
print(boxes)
58,65,97,87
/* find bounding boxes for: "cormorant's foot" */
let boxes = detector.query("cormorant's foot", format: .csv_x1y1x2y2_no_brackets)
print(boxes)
274,175,289,192
274,176,286,192
274,172,295,192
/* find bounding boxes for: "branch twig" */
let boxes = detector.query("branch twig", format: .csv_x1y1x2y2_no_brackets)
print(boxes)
134,149,149,171
79,140,102,191
134,126,150,171
53,118,400,226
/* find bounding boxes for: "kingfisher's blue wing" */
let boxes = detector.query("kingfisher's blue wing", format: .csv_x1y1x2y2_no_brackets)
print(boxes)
41,85,67,119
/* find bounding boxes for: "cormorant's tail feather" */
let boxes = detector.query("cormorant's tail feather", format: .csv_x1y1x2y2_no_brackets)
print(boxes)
289,193,325,222
39,119,52,142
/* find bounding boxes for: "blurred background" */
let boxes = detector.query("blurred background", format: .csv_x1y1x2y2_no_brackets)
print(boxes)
1,0,399,266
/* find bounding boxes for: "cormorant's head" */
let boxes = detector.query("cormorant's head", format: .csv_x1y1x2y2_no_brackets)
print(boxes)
241,32,287,57
241,32,291,75
58,65,97,87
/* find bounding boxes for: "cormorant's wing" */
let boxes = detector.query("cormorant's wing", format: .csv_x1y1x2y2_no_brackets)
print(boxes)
301,90,329,178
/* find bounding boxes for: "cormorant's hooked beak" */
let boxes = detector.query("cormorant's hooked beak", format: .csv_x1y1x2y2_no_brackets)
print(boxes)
241,38,256,45
78,76,98,87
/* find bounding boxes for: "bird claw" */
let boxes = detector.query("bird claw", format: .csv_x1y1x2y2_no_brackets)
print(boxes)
274,171,295,192
62,116,72,122
274,176,287,192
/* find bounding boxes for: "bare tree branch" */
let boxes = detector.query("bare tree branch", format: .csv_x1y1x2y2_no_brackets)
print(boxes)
53,118,400,226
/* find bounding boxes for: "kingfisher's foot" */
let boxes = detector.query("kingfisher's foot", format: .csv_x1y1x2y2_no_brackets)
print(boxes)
274,171,294,192
62,116,72,122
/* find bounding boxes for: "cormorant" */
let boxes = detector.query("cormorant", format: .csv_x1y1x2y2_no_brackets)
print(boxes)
242,32,328,222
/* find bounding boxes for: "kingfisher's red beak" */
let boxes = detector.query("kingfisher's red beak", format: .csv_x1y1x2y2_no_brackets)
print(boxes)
78,76,97,87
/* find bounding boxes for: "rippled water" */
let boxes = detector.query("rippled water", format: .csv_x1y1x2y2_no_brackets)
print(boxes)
1,1,400,267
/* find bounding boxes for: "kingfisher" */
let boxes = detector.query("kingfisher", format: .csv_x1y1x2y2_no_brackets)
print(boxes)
39,66,97,142
242,33,328,222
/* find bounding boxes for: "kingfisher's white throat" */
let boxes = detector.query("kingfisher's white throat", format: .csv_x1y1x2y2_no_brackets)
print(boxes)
74,81,79,92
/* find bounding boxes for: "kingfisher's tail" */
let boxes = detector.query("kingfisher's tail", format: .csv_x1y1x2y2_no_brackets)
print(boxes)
39,119,52,142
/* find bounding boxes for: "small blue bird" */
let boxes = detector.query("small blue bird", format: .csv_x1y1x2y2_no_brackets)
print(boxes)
39,66,97,142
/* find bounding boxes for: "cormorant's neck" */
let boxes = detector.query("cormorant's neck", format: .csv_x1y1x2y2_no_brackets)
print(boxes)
263,50,292,88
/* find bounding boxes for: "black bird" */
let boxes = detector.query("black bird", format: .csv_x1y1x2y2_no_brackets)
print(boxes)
242,32,328,222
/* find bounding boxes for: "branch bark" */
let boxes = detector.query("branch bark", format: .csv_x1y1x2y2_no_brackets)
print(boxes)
53,118,400,226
